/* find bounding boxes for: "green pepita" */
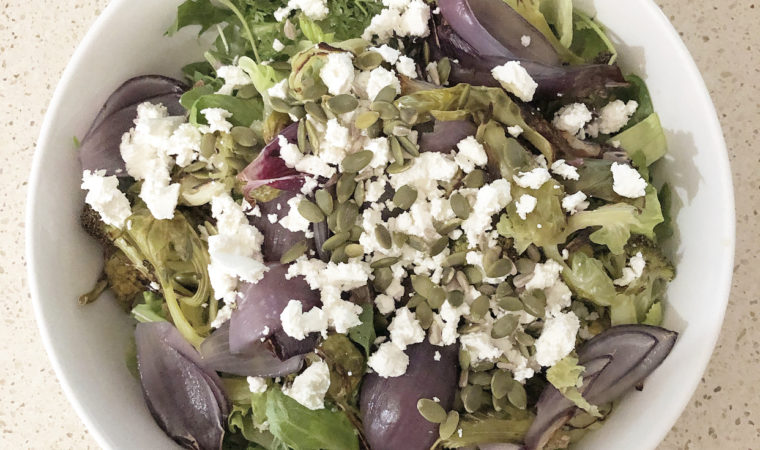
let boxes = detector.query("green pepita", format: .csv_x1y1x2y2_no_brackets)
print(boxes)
391,185,418,211
336,201,359,231
522,290,546,318
386,161,413,174
498,296,524,311
427,287,446,309
461,385,485,413
389,136,405,163
508,382,528,410
370,100,399,120
491,370,513,400
344,243,365,258
375,225,392,249
355,111,380,129
330,244,348,264
407,236,428,253
495,282,514,298
439,411,459,440
337,174,357,204
353,180,365,204
464,266,484,285
236,84,258,99
443,251,467,267
486,259,514,278
411,275,435,299
437,57,452,85
297,119,309,154
327,94,359,115
399,106,419,125
298,199,325,223
415,302,434,329
305,120,321,154
326,209,338,232
441,267,455,285
350,225,363,242
270,97,291,114
322,232,350,252
527,244,542,262
450,192,471,219
471,361,495,372
184,161,207,173
429,236,449,257
515,330,535,347
470,295,490,319
280,240,309,264
463,169,487,189
230,126,257,147
478,284,496,296
315,189,334,215
373,267,393,291
447,290,464,307
288,105,306,120
434,218,463,236
417,398,447,424
393,232,409,247
516,258,536,274
469,371,492,386
397,135,420,157
355,50,384,71
407,294,426,309
200,133,216,159
374,85,398,103
491,314,519,339
370,256,400,269
342,150,374,173
304,101,327,122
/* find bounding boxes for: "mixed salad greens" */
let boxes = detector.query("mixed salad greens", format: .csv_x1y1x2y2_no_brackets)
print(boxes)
77,0,679,449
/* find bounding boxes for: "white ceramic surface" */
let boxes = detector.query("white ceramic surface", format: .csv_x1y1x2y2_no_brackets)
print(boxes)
26,0,734,449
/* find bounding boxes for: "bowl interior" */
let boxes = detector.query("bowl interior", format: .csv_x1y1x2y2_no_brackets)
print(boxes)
26,1,734,449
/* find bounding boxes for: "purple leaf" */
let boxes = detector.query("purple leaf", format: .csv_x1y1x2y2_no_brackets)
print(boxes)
238,123,307,196
360,342,459,450
135,322,228,450
419,120,478,154
248,190,316,262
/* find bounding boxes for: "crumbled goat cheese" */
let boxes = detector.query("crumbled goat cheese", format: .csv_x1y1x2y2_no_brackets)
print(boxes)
388,307,425,349
272,38,285,52
362,8,402,43
368,342,409,377
613,252,647,286
246,376,268,394
279,132,336,179
372,44,401,64
507,125,524,138
319,119,351,164
300,176,319,195
274,0,329,22
454,136,488,174
210,302,235,329
375,294,395,315
320,52,355,95
513,167,552,189
550,159,580,181
365,138,391,171
535,312,580,367
201,108,234,134
267,213,278,224
216,65,252,96
280,194,312,233
596,100,638,135
81,170,132,229
283,360,331,410
552,103,592,136
388,151,458,193
611,162,647,198
434,351,441,361
366,66,401,101
526,259,563,291
168,123,202,167
515,194,537,220
561,191,589,215
281,299,328,340
396,55,418,78
400,0,431,37
521,35,532,47
460,332,502,362
491,61,538,102
363,0,430,43
461,179,512,247
545,280,573,317
267,79,289,100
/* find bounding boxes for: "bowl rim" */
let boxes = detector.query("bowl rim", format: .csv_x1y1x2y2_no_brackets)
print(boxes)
25,0,735,449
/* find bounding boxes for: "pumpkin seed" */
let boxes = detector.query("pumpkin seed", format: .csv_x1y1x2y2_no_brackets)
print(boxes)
397,135,420,157
491,370,513,400
289,105,306,120
498,296,524,311
304,101,327,122
344,243,365,258
370,256,400,269
355,50,384,70
236,84,258,99
443,251,467,267
496,281,514,298
471,361,495,372
437,57,452,85
326,209,338,232
270,97,291,113
373,267,393,291
469,371,492,386
508,382,528,410
429,236,449,257
365,119,382,138
522,290,546,318
427,287,446,309
515,330,535,347
327,94,359,115
200,133,216,158
461,385,485,413
459,349,471,371
407,236,428,253
322,231,350,252
516,258,536,274
434,218,463,235
370,100,399,120
441,267,455,284
447,290,464,307
393,232,409,247
230,126,257,147
315,189,334,215
297,119,309,154
439,411,459,440
386,161,413,174
417,398,447,424
399,106,419,125
330,244,348,263
486,259,514,278
355,110,380,129
354,180,365,204
374,85,398,103
391,185,417,210
280,240,309,264
407,294,425,309
470,295,490,319
298,199,325,223
375,225,392,249
336,174,357,203
491,314,519,339
336,201,359,231
342,151,374,173
464,266,484,284
350,225,363,242
416,302,434,329
526,244,542,262
389,136,405,163
184,161,207,173
478,284,496,296
457,83,471,109
463,169,486,188
387,121,412,137
411,275,435,299
305,120,321,154
450,192,471,219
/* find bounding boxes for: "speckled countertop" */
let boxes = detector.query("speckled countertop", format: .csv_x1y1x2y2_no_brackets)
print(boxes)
0,0,757,448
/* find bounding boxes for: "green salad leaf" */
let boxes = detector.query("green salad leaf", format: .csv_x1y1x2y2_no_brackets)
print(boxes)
131,291,168,323
546,355,601,417
569,9,617,64
347,304,376,356
439,408,534,448
503,0,583,64
167,0,232,36
189,94,264,127
265,387,360,450
540,0,574,47
498,180,568,253
562,252,616,307
616,74,655,129
609,113,668,166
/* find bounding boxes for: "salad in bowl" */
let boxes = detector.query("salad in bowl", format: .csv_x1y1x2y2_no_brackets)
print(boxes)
75,0,678,448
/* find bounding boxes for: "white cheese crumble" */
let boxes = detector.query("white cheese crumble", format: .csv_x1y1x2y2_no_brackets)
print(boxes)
454,136,488,174
320,52,356,96
515,194,537,220
388,307,425,349
168,123,202,167
396,55,418,78
246,376,268,394
280,299,328,339
400,0,431,37
535,312,580,367
550,159,580,181
513,167,551,190
561,191,589,215
461,179,512,247
460,332,502,362
611,162,647,198
283,360,331,410
491,61,538,102
368,342,409,377
272,38,285,52
280,194,311,233
613,252,647,286
434,351,441,361
319,119,351,164
366,66,401,101
596,100,638,135
525,259,564,291
371,44,401,64
274,0,329,22
507,125,524,138
81,170,132,229
552,103,592,136
210,302,235,329
201,108,234,134
374,294,395,315
267,79,289,100
216,65,252,96
521,35,532,47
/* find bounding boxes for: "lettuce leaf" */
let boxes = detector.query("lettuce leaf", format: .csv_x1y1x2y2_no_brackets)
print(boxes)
347,304,376,356
498,180,568,253
131,292,168,323
167,0,232,36
189,94,264,128
609,113,668,166
546,356,601,417
569,9,617,64
615,74,655,129
540,0,574,47
561,252,616,307
503,0,583,64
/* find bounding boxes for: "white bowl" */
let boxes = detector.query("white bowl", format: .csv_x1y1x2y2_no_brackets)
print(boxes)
26,0,735,449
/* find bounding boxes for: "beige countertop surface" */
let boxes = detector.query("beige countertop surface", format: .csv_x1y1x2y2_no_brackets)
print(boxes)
0,0,757,448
